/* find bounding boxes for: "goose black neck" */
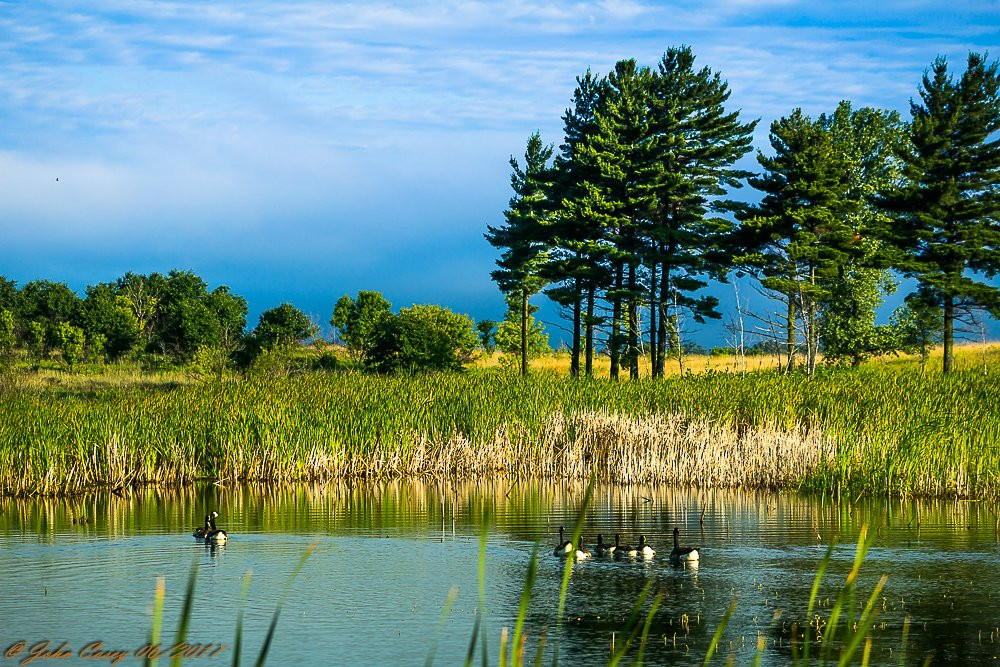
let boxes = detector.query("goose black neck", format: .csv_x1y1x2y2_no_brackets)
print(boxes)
673,528,680,549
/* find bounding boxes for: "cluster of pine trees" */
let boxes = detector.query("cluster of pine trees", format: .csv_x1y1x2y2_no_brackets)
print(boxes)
487,47,1000,376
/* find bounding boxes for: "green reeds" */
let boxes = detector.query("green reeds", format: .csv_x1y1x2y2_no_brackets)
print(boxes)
3,367,1000,498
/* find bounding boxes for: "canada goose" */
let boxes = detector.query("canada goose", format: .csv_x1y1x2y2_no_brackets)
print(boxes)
614,535,637,560
205,510,228,545
553,526,572,557
574,536,592,561
669,527,699,564
595,534,611,557
638,535,655,559
192,513,210,539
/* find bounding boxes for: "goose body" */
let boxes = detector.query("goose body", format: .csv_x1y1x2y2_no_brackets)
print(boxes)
573,537,592,561
669,527,699,564
205,510,228,545
638,535,655,559
595,534,612,557
553,526,573,557
614,536,637,560
192,514,210,539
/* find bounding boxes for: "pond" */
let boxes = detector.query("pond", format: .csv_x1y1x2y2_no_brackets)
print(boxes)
1,480,998,665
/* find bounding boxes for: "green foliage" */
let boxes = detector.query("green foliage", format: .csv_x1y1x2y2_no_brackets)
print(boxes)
18,280,82,350
364,304,478,373
330,291,392,359
819,265,898,366
0,277,17,313
890,293,944,368
55,322,86,368
252,303,317,351
0,309,15,359
495,294,549,361
475,319,497,353
879,52,1000,372
25,320,46,360
82,283,141,360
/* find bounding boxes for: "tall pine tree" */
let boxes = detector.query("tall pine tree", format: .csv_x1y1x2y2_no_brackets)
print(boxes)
485,132,555,376
879,52,1000,373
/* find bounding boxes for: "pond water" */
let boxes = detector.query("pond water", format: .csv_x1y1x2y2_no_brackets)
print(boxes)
1,480,999,666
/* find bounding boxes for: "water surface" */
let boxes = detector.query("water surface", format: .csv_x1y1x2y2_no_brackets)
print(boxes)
2,481,998,665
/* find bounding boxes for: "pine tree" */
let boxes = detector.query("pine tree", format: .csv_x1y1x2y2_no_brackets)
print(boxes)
645,46,756,376
545,70,608,377
879,52,1000,373
485,132,555,376
739,109,859,373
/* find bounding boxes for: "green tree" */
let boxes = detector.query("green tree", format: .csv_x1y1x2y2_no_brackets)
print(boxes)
331,291,392,361
819,267,897,365
816,101,907,366
0,309,15,360
18,280,82,352
738,109,859,374
546,69,608,377
81,283,140,360
25,320,45,360
206,286,248,354
486,132,555,377
252,303,318,350
878,52,1000,373
495,293,549,362
0,277,17,313
364,305,477,373
475,319,497,353
645,46,756,377
890,291,944,370
55,322,86,369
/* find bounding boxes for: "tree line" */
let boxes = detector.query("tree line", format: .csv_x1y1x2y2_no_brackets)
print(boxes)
0,273,477,374
486,47,1000,375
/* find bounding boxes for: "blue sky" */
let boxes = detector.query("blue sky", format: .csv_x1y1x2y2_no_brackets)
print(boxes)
2,1,999,345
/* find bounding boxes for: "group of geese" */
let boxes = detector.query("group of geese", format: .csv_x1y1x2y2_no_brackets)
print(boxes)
554,526,699,565
192,510,229,544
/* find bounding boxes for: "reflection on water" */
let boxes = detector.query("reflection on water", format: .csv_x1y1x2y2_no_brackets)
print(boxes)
2,480,999,665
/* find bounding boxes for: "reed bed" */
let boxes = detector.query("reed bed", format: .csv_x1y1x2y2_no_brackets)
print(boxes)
1,366,999,498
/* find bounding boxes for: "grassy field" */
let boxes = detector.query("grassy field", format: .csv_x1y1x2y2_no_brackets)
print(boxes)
1,343,999,498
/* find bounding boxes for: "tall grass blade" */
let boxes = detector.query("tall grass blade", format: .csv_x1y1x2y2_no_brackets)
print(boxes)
170,563,198,667
702,598,737,666
231,570,253,667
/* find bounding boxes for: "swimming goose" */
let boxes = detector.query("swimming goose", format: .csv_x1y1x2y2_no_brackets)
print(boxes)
669,527,699,564
573,536,592,561
614,535,637,560
192,513,210,539
205,510,228,545
638,535,655,559
553,526,572,557
595,534,612,557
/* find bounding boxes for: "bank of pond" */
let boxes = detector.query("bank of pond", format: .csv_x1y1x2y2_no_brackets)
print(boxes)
1,367,999,499
2,481,998,665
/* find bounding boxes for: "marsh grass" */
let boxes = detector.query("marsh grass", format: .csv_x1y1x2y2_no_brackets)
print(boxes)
2,361,1000,498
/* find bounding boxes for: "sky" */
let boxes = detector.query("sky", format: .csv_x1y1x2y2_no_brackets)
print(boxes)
2,1,999,345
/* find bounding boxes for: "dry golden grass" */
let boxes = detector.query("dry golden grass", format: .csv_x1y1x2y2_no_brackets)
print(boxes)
474,342,1000,377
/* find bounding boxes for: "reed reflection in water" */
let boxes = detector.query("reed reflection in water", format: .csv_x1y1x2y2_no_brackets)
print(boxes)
1,480,999,665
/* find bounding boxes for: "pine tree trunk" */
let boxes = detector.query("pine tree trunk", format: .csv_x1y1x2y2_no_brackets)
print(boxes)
943,293,954,374
627,261,640,379
585,285,595,377
520,288,528,377
785,292,796,373
655,264,669,378
648,262,658,376
570,277,581,378
610,263,623,380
